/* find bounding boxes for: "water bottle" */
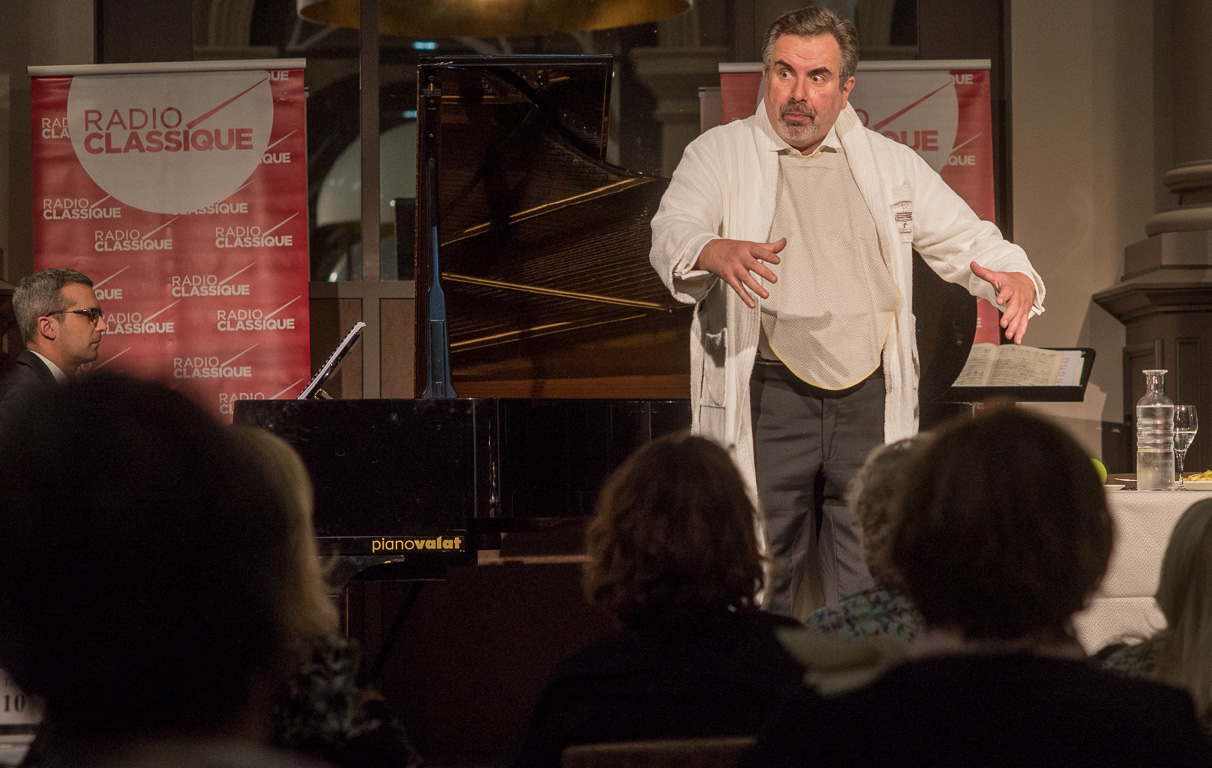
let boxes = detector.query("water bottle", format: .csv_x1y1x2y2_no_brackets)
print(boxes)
1136,369,1175,491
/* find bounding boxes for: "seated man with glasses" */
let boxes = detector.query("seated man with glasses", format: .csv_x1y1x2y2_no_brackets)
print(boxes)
0,268,106,426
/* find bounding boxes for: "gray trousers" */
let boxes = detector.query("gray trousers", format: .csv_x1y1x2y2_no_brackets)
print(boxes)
750,360,881,619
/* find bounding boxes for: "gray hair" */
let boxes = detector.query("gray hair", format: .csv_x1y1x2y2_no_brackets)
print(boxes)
13,268,94,343
761,5,859,87
845,435,929,586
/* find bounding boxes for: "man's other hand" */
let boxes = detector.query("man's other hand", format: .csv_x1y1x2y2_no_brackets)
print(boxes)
697,237,787,309
971,261,1036,345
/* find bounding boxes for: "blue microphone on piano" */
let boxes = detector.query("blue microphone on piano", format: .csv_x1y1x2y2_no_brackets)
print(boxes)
422,157,455,399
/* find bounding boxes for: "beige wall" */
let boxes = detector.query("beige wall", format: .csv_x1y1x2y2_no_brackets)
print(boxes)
1010,0,1159,456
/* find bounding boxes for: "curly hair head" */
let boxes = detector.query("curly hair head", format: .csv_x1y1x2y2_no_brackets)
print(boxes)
583,433,763,627
844,436,931,586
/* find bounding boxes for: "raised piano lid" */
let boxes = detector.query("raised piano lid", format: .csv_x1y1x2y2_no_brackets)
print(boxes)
414,55,691,400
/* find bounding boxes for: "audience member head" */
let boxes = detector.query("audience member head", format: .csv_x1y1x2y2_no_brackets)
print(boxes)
1153,499,1212,722
890,407,1112,643
844,436,930,588
12,267,106,375
230,425,339,643
0,373,297,746
583,432,763,627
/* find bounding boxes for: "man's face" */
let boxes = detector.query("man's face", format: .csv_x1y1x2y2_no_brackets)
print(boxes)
52,282,106,373
763,33,855,153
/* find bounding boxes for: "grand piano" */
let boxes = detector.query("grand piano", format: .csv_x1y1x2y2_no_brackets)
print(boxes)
233,54,978,589
235,55,695,588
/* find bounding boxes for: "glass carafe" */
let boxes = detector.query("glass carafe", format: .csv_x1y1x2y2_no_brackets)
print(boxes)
1136,369,1175,491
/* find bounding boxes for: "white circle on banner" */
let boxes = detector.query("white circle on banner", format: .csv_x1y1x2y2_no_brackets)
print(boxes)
67,70,273,214
849,72,959,173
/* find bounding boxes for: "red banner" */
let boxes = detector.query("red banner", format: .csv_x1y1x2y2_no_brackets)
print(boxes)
720,62,1002,344
30,61,311,418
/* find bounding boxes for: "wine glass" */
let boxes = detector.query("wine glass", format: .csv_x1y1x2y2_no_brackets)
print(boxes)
1175,405,1199,489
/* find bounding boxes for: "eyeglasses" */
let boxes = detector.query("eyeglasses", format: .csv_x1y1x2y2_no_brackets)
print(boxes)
48,307,105,324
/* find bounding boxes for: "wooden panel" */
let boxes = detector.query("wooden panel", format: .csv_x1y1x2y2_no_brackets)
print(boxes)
308,296,364,399
1123,341,1162,408
1123,324,1212,472
380,297,415,398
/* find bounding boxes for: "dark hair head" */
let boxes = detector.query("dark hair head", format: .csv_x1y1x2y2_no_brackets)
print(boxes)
762,5,859,86
889,407,1112,641
13,268,94,342
583,432,763,627
0,373,296,739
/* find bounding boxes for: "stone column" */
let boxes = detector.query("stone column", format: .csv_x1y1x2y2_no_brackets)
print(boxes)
1094,0,1212,473
1147,0,1212,235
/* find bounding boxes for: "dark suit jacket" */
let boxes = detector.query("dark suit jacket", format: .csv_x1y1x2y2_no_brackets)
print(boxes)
512,610,805,768
741,652,1212,768
0,349,58,429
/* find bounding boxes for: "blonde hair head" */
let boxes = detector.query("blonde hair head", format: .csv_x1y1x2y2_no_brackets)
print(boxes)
1155,499,1212,725
230,426,340,641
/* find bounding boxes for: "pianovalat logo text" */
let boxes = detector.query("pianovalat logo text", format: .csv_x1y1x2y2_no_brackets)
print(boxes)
372,536,464,554
66,69,273,213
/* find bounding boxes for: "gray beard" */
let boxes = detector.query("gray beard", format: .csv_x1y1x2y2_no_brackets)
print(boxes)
777,101,821,147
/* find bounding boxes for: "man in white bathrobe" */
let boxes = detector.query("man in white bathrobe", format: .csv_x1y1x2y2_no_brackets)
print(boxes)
649,5,1045,618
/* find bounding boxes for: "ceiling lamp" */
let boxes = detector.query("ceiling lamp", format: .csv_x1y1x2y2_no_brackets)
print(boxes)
297,0,692,37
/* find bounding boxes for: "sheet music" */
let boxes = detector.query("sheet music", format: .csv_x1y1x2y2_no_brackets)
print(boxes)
985,346,1062,387
1055,350,1085,386
953,343,1069,387
953,343,998,386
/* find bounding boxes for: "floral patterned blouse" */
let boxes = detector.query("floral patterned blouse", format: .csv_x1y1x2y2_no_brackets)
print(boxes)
1099,636,1163,678
803,586,923,643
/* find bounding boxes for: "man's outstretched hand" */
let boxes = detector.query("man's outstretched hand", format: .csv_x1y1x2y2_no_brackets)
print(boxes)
971,261,1036,345
696,237,787,309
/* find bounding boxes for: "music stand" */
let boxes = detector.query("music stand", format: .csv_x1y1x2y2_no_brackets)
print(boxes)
298,321,366,400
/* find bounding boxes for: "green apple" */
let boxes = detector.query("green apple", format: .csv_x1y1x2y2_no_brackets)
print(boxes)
1091,457,1108,484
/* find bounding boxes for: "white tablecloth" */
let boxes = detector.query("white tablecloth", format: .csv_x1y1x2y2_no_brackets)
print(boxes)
1072,489,1212,652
